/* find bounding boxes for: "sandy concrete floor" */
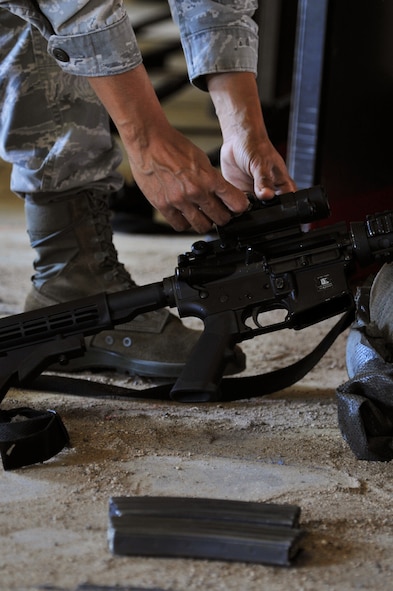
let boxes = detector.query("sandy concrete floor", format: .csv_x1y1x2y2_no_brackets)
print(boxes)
1,163,393,591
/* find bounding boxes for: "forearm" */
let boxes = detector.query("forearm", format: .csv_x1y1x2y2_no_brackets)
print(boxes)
207,72,269,142
88,65,171,170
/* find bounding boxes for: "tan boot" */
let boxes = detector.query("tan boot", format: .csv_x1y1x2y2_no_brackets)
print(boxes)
24,190,245,378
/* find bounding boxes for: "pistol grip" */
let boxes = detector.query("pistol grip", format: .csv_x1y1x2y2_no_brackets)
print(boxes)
170,313,236,403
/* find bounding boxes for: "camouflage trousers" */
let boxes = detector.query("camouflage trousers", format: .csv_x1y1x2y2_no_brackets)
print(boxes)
0,9,123,197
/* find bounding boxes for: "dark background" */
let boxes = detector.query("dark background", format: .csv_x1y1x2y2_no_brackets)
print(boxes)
258,0,392,226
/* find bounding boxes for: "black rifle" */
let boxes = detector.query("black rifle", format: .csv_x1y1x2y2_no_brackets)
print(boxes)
1,186,393,405
1,185,393,469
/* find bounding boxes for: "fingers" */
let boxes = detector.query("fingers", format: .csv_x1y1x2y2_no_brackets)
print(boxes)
213,178,250,216
253,159,297,200
163,205,213,234
256,176,297,200
159,182,249,234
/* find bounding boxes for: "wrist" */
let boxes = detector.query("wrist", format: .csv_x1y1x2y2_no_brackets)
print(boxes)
207,72,268,142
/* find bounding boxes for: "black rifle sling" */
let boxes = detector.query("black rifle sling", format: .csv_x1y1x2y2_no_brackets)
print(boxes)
0,309,353,469
0,407,70,470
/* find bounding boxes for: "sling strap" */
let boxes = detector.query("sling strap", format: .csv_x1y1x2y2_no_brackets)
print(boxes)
0,407,69,470
0,309,353,469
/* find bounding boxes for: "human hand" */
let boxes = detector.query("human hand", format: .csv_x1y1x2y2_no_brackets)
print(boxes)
89,67,249,233
219,132,297,200
207,72,297,201
128,124,249,233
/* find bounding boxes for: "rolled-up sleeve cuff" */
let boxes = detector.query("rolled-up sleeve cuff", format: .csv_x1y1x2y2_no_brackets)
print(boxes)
183,26,258,91
47,13,142,77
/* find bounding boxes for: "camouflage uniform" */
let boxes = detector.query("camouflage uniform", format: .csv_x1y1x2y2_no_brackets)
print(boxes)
0,0,258,196
0,1,254,377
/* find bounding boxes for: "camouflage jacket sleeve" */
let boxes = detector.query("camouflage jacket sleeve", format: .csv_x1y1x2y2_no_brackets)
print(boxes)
0,0,258,82
0,0,142,76
167,0,259,90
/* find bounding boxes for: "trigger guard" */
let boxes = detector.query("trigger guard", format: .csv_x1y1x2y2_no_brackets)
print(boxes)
252,308,263,329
